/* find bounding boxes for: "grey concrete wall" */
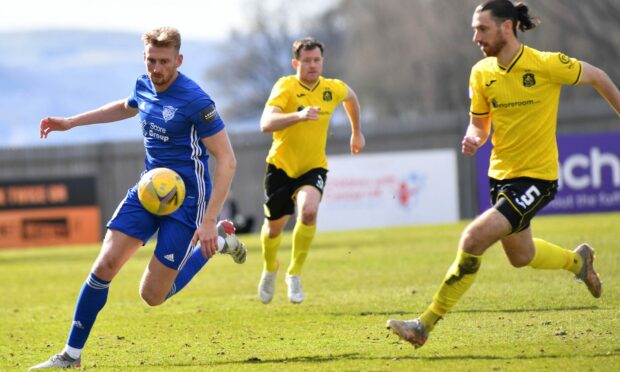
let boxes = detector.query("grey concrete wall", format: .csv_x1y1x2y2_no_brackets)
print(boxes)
1,100,616,236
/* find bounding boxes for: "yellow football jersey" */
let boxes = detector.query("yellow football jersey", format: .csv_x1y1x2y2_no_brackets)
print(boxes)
265,75,348,178
469,45,583,180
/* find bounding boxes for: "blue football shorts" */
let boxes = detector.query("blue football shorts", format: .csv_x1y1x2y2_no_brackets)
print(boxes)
107,184,201,270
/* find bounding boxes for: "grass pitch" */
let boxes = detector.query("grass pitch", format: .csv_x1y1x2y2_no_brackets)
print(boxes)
1,213,619,371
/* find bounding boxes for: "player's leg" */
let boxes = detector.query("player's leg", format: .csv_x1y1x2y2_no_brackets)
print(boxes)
140,256,180,306
499,227,534,267
258,164,295,303
143,218,247,304
30,187,158,369
502,227,574,269
29,229,144,370
262,216,288,270
424,208,510,326
258,216,288,304
284,168,327,303
71,230,143,355
147,218,197,303
388,207,511,348
261,164,294,272
285,185,321,303
288,185,320,275
502,228,602,297
499,177,601,297
414,178,538,332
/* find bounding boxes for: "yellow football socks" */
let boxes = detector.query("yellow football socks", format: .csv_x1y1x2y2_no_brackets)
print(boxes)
420,308,443,332
528,238,582,274
422,249,482,331
287,221,316,276
261,224,282,272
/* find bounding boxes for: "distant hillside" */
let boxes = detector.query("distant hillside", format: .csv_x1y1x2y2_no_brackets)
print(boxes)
0,30,223,148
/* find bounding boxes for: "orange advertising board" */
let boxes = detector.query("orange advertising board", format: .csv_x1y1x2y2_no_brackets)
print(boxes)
0,207,101,248
0,177,101,248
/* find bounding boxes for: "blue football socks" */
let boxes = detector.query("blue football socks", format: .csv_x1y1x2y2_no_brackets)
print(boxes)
166,244,209,299
66,272,111,350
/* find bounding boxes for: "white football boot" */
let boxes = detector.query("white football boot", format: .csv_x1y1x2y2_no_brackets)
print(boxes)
29,353,81,370
285,274,304,304
258,269,278,304
217,219,246,264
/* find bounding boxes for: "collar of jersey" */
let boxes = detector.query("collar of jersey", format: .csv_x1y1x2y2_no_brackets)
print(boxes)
497,44,525,73
296,76,322,92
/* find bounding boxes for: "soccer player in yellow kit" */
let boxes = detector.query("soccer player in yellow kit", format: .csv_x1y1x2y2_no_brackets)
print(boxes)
388,0,620,348
258,37,365,304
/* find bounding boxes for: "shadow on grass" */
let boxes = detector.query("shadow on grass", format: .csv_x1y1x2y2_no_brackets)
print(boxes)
339,305,602,317
158,349,620,368
452,305,601,314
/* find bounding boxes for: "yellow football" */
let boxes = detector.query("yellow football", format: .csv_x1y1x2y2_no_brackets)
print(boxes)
138,168,186,215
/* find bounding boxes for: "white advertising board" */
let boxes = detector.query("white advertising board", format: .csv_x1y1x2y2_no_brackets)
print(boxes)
317,149,459,232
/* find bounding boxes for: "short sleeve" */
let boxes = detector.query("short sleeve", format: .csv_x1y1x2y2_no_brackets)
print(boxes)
331,79,349,103
265,77,290,110
127,80,138,109
469,67,489,117
544,52,583,85
188,97,225,139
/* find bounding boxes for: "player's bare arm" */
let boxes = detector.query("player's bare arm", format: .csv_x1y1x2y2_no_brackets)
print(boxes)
40,99,138,138
342,85,365,154
462,115,491,156
259,106,319,133
578,62,620,117
193,129,237,258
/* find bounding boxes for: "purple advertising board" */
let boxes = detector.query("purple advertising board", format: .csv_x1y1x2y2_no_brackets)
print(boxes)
476,132,620,215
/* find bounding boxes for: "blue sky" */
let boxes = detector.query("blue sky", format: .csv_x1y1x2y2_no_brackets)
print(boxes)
0,0,337,147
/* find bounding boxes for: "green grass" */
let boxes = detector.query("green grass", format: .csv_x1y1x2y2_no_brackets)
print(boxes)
1,213,619,371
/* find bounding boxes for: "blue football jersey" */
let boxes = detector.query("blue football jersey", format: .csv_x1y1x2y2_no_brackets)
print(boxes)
127,72,224,207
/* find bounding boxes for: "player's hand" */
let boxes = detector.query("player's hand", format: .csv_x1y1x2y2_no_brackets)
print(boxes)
350,132,365,154
298,106,320,121
40,117,72,138
192,219,218,259
462,135,482,156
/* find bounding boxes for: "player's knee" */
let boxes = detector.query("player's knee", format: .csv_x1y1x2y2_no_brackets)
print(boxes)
262,223,282,239
92,258,121,280
139,287,166,307
460,229,483,254
506,253,531,268
299,207,318,225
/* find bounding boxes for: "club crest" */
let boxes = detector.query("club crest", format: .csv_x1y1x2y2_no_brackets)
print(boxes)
522,73,536,88
162,106,178,122
323,90,332,102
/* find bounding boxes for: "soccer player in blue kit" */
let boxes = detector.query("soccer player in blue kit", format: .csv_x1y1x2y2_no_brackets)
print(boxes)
29,27,246,369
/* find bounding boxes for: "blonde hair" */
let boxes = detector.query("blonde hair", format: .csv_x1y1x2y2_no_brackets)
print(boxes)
142,27,181,52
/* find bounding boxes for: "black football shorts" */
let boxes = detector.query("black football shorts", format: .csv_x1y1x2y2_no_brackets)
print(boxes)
489,177,558,233
263,164,328,220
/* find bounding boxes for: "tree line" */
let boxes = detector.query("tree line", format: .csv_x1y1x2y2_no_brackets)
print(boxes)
207,0,620,127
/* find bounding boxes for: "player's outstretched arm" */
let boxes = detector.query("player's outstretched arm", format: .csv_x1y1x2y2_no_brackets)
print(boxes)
39,99,138,139
343,85,365,154
578,62,620,117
